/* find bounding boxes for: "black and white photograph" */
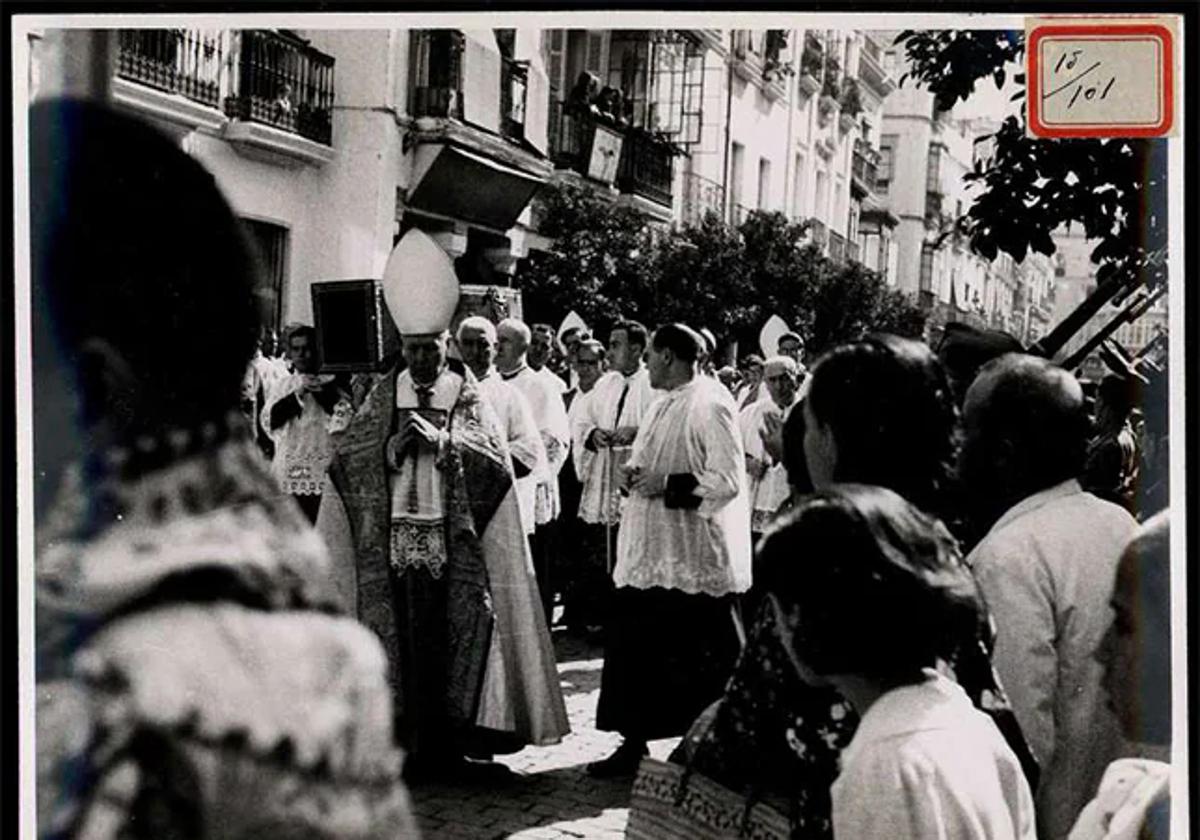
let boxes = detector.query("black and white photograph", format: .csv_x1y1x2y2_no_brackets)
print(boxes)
12,9,1190,840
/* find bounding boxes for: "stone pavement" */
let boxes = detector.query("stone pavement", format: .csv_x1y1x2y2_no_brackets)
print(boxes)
408,631,682,839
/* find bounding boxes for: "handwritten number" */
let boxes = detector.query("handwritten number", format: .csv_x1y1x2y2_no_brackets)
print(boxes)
1054,49,1082,74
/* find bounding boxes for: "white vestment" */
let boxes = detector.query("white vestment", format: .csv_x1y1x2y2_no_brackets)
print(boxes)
738,396,798,533
574,367,661,525
477,370,548,535
504,364,571,526
614,375,752,596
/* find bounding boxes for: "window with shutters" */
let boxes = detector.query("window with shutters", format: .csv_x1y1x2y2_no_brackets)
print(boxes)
243,219,289,337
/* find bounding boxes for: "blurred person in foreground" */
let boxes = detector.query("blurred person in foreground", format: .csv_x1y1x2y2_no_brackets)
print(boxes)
671,335,1035,839
1070,510,1172,840
759,486,1036,840
961,354,1138,840
31,98,413,839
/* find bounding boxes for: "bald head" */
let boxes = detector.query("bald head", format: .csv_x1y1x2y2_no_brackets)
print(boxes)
960,354,1091,521
496,318,530,373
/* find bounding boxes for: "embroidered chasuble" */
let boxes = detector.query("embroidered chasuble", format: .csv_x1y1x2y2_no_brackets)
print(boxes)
319,362,568,754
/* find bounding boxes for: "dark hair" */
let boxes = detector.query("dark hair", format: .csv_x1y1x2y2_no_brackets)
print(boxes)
935,322,1024,407
807,334,958,517
1096,374,1137,420
781,398,814,495
970,354,1090,492
651,323,703,364
778,332,804,348
532,323,556,337
577,338,606,359
741,354,765,369
759,485,982,686
611,319,648,352
288,325,316,346
30,99,261,435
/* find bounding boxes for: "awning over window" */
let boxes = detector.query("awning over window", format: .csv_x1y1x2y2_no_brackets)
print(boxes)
407,143,545,231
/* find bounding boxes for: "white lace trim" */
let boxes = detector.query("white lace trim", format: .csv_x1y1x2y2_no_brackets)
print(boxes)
613,559,750,598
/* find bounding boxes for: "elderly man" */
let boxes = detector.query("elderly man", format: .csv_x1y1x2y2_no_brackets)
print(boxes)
588,324,751,777
496,318,572,626
457,315,547,532
318,233,568,781
960,354,1138,840
32,98,413,838
739,355,802,540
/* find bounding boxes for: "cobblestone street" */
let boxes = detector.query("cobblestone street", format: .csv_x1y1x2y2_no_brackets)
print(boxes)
409,632,681,839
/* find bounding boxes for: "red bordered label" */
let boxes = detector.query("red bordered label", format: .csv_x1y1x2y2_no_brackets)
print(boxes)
1027,20,1175,138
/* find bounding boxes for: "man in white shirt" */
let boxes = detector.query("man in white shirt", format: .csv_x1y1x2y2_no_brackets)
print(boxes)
960,354,1138,840
738,355,802,539
588,324,751,777
456,316,547,533
561,338,608,633
497,318,572,626
573,321,659,581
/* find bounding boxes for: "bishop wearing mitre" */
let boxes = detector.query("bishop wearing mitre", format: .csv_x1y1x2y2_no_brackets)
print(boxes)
317,230,568,782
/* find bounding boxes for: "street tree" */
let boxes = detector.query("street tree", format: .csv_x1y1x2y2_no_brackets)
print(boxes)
894,29,1168,354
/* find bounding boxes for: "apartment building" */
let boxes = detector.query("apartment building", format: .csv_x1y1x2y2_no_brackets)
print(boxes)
29,25,909,332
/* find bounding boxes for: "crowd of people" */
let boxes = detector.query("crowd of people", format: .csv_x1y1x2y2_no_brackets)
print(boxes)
32,97,1175,840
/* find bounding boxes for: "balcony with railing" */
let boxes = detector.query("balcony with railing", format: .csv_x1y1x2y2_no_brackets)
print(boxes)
223,30,335,146
846,238,862,263
113,29,336,165
828,230,848,263
851,138,880,196
857,32,896,101
548,99,678,211
405,30,549,231
680,172,726,227
116,29,223,108
808,218,829,251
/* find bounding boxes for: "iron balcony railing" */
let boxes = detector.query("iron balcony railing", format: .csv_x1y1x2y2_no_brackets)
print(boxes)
549,100,676,208
223,30,335,145
116,29,224,109
808,218,829,251
852,139,880,194
846,238,861,263
828,230,848,263
616,127,675,207
680,171,726,226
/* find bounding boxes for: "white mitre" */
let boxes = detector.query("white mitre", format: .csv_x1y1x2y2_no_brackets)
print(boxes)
382,228,460,337
758,314,790,360
557,310,589,343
